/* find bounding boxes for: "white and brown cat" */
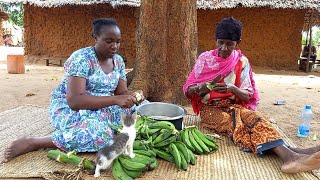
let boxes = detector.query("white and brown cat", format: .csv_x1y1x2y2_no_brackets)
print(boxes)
94,112,137,178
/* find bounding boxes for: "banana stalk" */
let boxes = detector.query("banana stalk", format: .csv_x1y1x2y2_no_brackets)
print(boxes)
47,150,94,170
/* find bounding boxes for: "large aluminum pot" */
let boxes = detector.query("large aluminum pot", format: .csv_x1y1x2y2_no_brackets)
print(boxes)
136,102,187,130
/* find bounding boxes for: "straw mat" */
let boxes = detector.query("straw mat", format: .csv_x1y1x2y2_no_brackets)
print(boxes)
0,105,319,180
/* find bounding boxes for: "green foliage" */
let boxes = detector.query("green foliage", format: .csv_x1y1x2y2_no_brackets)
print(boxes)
0,3,24,27
313,30,320,45
301,27,320,45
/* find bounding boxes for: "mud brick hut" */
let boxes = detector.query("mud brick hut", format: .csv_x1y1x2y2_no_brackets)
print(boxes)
19,0,320,68
0,10,8,45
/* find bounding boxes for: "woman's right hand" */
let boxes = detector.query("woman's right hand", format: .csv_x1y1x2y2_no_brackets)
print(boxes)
197,82,211,97
115,95,138,108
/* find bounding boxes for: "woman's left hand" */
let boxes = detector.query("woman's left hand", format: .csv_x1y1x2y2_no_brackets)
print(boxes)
132,90,145,104
213,83,237,93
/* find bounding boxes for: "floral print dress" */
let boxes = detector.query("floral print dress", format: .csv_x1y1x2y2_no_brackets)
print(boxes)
50,46,127,152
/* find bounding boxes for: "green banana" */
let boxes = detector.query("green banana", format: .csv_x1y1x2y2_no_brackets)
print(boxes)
153,148,175,163
173,141,190,164
148,157,158,170
148,121,175,130
139,115,154,125
122,166,143,178
177,131,183,142
153,129,173,145
205,135,219,149
191,128,210,153
179,150,188,171
181,129,195,151
140,133,149,140
193,128,217,149
146,135,153,144
151,129,162,140
122,153,155,165
188,129,203,154
109,124,123,133
118,156,147,171
146,127,161,135
112,159,133,180
187,148,196,165
153,135,177,148
135,117,145,129
169,143,182,169
47,150,94,170
133,140,148,150
134,149,156,157
138,126,147,137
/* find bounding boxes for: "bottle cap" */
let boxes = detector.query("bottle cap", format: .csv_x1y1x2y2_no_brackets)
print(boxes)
305,105,311,109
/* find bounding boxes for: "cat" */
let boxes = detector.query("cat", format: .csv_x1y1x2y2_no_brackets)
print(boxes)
94,111,137,178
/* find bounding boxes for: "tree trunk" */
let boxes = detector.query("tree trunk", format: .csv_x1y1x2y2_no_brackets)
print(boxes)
128,0,197,105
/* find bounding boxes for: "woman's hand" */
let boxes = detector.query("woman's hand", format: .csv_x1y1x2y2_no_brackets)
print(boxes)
197,83,211,97
115,95,138,108
132,90,145,103
212,83,229,93
213,83,238,93
213,83,250,101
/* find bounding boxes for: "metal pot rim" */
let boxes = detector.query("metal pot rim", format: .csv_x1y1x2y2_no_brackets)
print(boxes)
136,102,187,120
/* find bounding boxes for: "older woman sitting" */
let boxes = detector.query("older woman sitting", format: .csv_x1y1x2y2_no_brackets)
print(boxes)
183,17,320,173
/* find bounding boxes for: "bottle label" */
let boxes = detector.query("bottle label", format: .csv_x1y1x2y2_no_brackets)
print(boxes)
298,124,310,137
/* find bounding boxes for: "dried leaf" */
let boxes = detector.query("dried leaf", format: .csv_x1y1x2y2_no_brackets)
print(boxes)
26,93,36,97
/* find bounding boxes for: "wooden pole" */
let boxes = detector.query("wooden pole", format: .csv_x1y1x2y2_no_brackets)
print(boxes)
305,29,309,45
306,10,314,73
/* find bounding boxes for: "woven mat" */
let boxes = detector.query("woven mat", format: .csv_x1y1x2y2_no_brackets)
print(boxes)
0,106,319,180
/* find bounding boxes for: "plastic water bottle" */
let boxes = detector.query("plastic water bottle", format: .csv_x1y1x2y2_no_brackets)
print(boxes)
297,105,313,138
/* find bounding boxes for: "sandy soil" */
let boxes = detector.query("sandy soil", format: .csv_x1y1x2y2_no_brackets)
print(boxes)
1,59,320,149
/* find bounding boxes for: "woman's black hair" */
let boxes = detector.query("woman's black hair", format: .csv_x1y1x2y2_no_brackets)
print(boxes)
91,18,120,36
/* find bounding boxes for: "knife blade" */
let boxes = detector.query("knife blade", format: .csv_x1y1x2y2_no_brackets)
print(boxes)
210,74,222,85
206,74,222,90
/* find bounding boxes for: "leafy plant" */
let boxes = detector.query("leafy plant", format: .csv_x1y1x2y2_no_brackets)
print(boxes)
0,2,24,27
301,27,320,46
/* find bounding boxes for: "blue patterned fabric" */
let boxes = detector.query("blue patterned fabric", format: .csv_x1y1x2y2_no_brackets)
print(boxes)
50,46,127,152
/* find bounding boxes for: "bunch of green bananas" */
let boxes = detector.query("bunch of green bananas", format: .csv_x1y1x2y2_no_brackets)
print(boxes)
179,126,218,154
111,149,157,180
136,119,197,171
136,116,178,141
153,141,196,171
110,115,219,179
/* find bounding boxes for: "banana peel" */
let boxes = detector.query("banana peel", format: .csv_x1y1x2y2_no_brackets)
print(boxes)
313,132,318,141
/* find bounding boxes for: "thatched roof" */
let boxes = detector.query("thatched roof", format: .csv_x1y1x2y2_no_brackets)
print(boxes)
197,0,320,10
0,0,319,11
303,9,320,31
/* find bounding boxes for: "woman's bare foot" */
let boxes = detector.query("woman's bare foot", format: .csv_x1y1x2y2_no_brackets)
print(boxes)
281,152,320,173
3,136,55,163
288,146,320,155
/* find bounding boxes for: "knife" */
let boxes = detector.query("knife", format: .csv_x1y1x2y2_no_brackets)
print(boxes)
206,74,222,90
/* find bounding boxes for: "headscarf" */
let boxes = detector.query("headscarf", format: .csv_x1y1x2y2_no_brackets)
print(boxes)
216,17,242,41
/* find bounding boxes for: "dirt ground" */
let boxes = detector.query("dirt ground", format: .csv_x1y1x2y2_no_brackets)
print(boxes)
1,58,320,149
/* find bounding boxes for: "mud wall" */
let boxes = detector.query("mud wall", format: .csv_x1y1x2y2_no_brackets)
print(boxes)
24,4,138,68
25,5,306,68
198,8,306,68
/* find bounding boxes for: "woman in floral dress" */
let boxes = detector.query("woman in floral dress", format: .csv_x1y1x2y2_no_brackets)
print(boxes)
4,18,142,162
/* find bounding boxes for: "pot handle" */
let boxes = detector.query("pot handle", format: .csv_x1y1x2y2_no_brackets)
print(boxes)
182,107,187,116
